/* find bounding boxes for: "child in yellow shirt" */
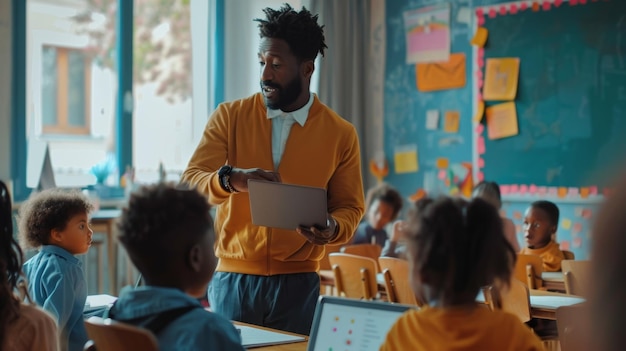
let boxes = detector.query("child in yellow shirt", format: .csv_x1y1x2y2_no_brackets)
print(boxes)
380,196,543,351
520,200,564,272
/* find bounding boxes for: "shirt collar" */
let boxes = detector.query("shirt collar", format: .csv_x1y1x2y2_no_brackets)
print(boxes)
40,245,81,264
266,92,314,127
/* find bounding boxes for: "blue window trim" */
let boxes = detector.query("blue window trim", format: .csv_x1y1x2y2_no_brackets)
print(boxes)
11,0,27,201
213,0,224,108
116,0,133,178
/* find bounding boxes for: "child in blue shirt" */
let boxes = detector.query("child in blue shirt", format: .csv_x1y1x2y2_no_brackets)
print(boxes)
352,183,403,247
18,189,94,351
106,183,244,350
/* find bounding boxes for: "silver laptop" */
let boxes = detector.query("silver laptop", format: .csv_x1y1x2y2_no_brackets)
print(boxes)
307,296,415,351
248,179,327,230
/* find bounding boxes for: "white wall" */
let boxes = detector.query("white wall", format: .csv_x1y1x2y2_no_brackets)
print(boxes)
0,0,12,182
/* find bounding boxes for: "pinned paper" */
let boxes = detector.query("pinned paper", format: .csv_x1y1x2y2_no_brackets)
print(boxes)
561,218,572,230
510,184,519,194
581,209,593,219
580,187,590,198
560,241,570,251
438,169,447,180
573,222,583,233
483,58,520,101
416,53,466,92
568,187,579,196
513,211,522,220
394,144,419,174
409,188,428,201
477,136,486,154
486,102,519,140
532,2,540,11
474,100,485,123
500,185,510,195
436,157,449,169
529,184,538,194
471,27,488,47
475,124,484,135
589,186,598,196
426,110,440,130
444,111,461,133
519,184,528,195
557,187,568,198
573,237,582,248
477,157,485,168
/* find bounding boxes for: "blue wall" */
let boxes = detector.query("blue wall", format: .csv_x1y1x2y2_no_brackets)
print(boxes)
383,0,602,259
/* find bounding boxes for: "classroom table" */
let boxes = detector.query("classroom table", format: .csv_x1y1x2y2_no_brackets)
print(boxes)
90,209,122,295
528,289,585,320
234,322,308,351
541,272,565,292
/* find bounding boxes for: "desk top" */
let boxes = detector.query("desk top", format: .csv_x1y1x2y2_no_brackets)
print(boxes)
541,272,564,282
233,322,308,351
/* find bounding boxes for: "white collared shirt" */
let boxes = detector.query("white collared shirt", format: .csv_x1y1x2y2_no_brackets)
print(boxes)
267,93,314,169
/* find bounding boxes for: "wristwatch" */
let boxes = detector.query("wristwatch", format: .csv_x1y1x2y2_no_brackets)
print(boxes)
218,165,237,193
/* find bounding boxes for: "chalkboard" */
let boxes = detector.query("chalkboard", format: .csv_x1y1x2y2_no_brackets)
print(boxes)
479,1,626,188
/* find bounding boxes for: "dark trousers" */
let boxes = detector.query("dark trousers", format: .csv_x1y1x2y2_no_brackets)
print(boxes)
208,272,320,335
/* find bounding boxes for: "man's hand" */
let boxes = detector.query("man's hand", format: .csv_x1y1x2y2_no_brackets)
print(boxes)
297,214,338,245
229,168,281,192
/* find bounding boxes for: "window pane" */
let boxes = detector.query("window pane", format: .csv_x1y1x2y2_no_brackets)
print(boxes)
67,50,86,127
41,46,58,127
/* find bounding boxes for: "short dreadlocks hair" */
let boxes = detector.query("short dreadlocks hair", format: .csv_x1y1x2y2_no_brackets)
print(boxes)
254,3,328,61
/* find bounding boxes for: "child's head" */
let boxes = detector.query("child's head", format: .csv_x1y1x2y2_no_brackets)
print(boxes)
404,196,514,306
18,188,94,255
364,183,403,230
117,183,216,298
523,200,559,249
472,180,502,209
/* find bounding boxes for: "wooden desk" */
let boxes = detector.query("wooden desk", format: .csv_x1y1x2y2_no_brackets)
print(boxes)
541,272,565,292
529,289,585,320
233,322,308,351
91,209,122,295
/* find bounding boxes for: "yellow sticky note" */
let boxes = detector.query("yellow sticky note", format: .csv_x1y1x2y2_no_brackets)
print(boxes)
474,100,485,123
561,218,572,230
471,27,488,47
486,102,518,140
444,111,460,133
483,58,520,101
436,157,449,169
394,145,418,174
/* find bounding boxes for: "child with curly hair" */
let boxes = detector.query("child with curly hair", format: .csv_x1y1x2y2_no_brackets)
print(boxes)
19,189,94,351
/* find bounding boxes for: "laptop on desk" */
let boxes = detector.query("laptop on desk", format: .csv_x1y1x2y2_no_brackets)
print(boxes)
307,296,416,351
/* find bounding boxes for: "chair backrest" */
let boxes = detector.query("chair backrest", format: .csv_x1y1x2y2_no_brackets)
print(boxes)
562,250,575,260
377,257,422,306
561,260,591,297
340,244,383,272
329,253,379,300
319,244,343,271
556,303,591,351
84,316,159,351
514,254,544,289
486,279,532,323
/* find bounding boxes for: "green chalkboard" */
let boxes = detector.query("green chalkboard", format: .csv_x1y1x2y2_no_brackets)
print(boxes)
480,1,626,188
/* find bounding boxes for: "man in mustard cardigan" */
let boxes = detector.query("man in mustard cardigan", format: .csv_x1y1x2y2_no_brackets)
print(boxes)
182,4,364,335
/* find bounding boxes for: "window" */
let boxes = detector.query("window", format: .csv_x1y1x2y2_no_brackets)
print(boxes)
41,46,91,135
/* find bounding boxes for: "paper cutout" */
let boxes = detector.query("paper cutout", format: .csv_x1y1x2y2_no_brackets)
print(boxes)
409,188,428,202
436,157,449,169
581,209,592,219
477,136,486,154
538,186,547,195
474,100,485,123
510,184,519,193
369,154,389,184
520,2,528,10
416,53,466,92
573,237,582,248
475,124,484,135
471,27,488,47
477,16,485,26
573,222,583,233
488,8,497,18
554,0,563,7
557,187,568,198
570,0,579,5
500,185,510,195
532,2,540,11
561,218,572,230
542,1,551,11
568,187,579,196
483,58,520,101
529,184,538,194
477,171,484,182
560,241,570,251
403,4,450,64
548,187,558,196
510,4,519,14
394,144,419,174
574,207,583,217
580,187,590,198
513,211,522,220
486,102,519,140
499,6,507,15
477,157,485,168
444,111,460,133
438,169,447,180
589,186,598,195
426,110,439,130
476,8,484,17
519,184,528,195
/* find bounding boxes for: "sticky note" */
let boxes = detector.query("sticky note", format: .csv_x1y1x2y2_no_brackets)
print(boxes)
471,27,489,47
394,144,418,174
436,157,449,169
573,222,583,233
426,110,439,130
486,102,519,140
557,187,568,198
561,218,572,230
474,100,485,123
444,111,461,133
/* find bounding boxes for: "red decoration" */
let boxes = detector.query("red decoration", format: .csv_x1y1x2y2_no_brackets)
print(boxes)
510,4,519,14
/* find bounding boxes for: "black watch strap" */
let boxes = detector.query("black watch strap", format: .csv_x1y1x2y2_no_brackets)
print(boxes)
218,165,237,193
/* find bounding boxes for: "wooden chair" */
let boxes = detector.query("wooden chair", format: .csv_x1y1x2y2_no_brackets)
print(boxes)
561,260,591,297
378,257,422,306
84,316,159,351
514,254,544,289
561,250,575,260
556,303,590,351
319,244,342,295
340,244,382,272
328,253,379,300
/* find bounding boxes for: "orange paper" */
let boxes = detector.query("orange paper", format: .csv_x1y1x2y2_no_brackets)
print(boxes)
436,157,449,169
557,187,568,198
416,53,466,92
580,187,590,198
444,111,460,133
486,102,519,140
474,100,485,122
471,27,488,47
409,188,427,202
483,58,520,101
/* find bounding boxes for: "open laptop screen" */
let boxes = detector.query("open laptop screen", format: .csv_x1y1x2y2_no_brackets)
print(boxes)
307,296,415,351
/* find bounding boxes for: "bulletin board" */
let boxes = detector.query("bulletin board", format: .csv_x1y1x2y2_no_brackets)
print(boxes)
475,0,626,193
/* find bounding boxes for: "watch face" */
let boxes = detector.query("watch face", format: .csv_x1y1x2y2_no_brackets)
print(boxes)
218,165,232,176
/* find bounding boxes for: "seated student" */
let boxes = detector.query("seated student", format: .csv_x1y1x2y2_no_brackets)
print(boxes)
380,220,407,259
1,181,59,351
18,189,94,351
380,196,543,350
105,183,244,350
352,183,403,247
472,180,520,252
520,200,564,272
